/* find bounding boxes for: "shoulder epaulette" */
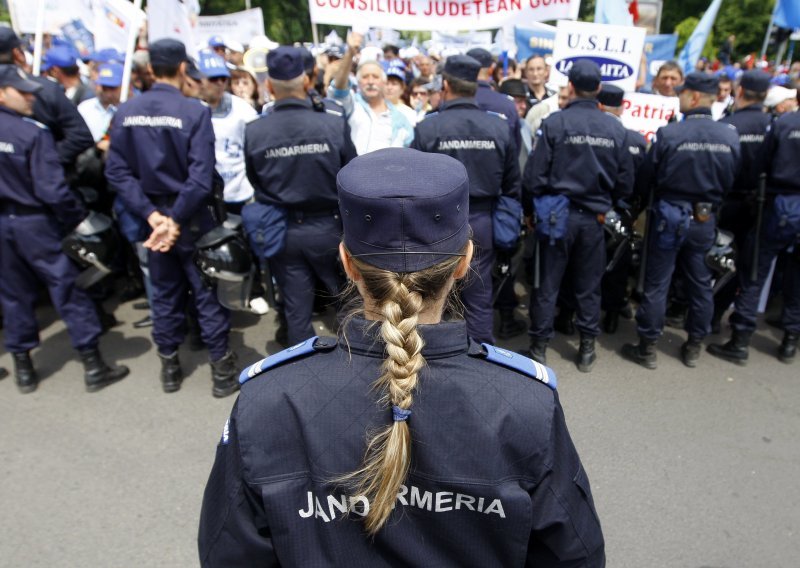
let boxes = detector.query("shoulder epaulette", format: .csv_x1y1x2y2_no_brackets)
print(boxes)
325,107,343,117
471,343,557,389
22,117,48,130
239,336,337,385
486,110,508,121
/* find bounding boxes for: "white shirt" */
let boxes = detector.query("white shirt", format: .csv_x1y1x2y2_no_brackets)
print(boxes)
78,97,116,143
210,93,258,203
330,90,414,155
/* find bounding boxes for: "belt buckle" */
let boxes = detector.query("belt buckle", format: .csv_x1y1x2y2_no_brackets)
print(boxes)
694,202,712,223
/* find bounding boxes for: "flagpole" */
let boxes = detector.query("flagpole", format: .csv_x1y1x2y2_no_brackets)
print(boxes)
761,9,775,59
32,0,46,76
120,0,144,104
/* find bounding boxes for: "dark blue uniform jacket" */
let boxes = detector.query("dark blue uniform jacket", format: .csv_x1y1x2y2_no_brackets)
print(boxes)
636,108,741,205
720,104,771,194
523,98,634,216
0,106,85,228
31,75,94,166
245,98,357,212
411,98,520,205
198,319,605,567
475,80,521,153
763,110,800,194
104,83,216,225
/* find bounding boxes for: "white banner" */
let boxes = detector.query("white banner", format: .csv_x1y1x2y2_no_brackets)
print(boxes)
9,0,94,34
195,8,266,47
147,0,199,57
308,0,580,32
551,20,646,92
620,92,679,142
93,0,146,52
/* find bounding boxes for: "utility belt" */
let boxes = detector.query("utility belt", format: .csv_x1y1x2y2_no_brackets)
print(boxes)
286,208,340,223
652,199,715,251
571,204,606,224
0,201,46,216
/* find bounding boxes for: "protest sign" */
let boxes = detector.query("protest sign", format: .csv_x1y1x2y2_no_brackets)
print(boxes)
620,92,679,142
195,8,266,47
61,19,95,58
551,20,646,92
148,0,199,57
643,34,678,89
308,0,580,32
93,0,146,52
9,0,94,35
514,23,556,62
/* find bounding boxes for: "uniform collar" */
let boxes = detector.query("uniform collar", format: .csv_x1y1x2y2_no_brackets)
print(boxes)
477,80,493,89
149,83,181,95
683,107,713,118
735,103,764,113
440,97,479,111
0,106,24,119
273,97,313,111
339,316,469,360
565,98,599,110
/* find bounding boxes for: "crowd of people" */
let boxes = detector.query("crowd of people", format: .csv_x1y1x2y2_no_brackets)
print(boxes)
0,23,799,401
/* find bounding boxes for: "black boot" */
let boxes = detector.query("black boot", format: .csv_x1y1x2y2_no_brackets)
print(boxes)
12,352,38,394
211,351,239,398
778,332,799,364
707,330,751,366
80,348,129,393
159,351,183,393
0,367,8,380
680,337,703,368
553,309,575,336
497,309,526,340
528,338,548,366
621,337,658,370
576,335,596,373
603,310,620,334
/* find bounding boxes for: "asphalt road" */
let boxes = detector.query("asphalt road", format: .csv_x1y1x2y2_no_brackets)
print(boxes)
1,292,798,567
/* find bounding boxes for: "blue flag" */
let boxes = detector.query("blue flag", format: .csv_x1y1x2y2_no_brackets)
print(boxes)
595,0,634,26
774,0,800,29
677,0,724,74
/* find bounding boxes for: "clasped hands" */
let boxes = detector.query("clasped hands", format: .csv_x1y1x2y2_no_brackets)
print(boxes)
145,211,180,253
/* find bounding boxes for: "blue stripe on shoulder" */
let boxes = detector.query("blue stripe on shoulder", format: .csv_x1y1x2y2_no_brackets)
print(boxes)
239,336,319,384
480,344,557,389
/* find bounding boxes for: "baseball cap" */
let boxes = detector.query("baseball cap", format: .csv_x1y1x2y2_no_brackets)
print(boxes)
42,46,78,70
675,72,719,95
0,27,22,54
149,39,190,67
208,35,226,48
443,55,480,83
568,59,602,91
740,70,771,93
96,63,123,87
765,85,797,108
198,51,230,79
267,46,304,81
466,48,494,68
0,64,42,93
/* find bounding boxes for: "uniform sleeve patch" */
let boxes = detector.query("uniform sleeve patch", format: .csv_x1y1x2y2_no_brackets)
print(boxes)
21,117,48,130
220,417,230,445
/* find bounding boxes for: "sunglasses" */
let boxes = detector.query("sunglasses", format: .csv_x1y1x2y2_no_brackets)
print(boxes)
209,76,228,83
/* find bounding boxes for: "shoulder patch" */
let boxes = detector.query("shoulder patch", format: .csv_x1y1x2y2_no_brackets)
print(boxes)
22,117,48,130
477,344,557,389
325,108,343,117
486,110,508,121
239,336,337,385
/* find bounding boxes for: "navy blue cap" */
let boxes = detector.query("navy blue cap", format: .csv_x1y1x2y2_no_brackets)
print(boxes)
186,57,205,81
0,64,42,93
299,47,315,74
96,63,123,87
149,39,189,67
43,46,77,70
568,59,601,91
740,70,771,93
466,48,494,68
597,83,624,107
338,148,470,272
0,27,21,54
675,72,719,95
443,55,480,82
198,51,230,78
267,46,304,81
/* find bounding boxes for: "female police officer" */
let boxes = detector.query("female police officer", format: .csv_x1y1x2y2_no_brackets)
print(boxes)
198,148,604,567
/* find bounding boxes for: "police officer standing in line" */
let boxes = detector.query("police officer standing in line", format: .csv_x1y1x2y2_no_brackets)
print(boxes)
597,84,648,333
244,47,357,346
466,48,522,153
524,60,634,371
0,29,94,172
711,70,773,333
199,148,604,566
411,55,522,344
0,65,129,393
708,87,800,365
622,73,740,369
105,39,239,397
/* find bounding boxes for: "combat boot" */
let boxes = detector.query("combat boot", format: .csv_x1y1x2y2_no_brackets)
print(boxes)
621,336,658,370
0,367,8,380
211,351,239,398
680,337,703,368
527,338,548,366
576,335,596,373
12,351,38,394
778,332,799,364
497,309,526,340
707,330,751,366
80,348,130,393
553,309,575,336
158,351,183,393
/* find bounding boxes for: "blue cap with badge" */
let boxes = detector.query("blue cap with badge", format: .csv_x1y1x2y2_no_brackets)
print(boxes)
443,54,480,82
675,72,719,94
337,148,470,273
96,63,123,87
198,51,230,78
149,39,190,67
208,35,226,48
568,59,601,91
267,46,305,81
0,64,42,93
385,61,407,83
43,46,78,70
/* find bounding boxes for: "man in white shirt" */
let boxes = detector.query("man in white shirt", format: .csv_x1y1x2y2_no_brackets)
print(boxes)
330,32,413,155
78,63,122,146
198,51,258,211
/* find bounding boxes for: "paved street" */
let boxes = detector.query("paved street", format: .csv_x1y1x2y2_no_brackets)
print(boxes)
1,294,798,567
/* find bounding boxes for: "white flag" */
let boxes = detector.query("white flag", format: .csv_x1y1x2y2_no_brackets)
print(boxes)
93,0,146,52
147,0,199,57
8,0,93,35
